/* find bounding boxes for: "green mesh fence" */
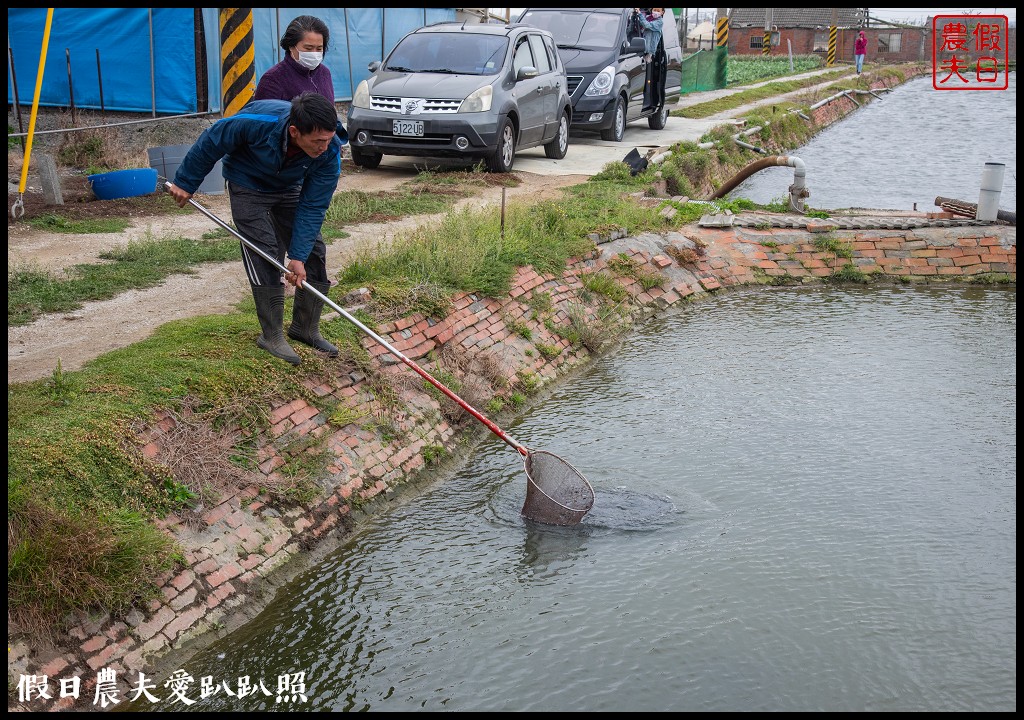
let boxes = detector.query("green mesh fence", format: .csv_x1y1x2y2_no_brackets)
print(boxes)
680,48,728,92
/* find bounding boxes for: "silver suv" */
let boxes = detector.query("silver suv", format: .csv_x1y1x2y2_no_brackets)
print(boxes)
347,22,573,173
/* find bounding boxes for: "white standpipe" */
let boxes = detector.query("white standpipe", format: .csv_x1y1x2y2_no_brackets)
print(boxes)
976,162,1005,221
779,155,808,212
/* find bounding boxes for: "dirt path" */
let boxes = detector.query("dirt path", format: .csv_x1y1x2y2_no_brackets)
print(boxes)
7,169,587,385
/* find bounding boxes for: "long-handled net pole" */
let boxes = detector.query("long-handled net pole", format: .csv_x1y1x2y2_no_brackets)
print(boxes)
178,186,530,457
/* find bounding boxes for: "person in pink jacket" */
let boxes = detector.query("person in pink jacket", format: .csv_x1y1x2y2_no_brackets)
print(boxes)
855,30,867,74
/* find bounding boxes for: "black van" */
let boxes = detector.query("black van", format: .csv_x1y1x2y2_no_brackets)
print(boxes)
516,8,683,142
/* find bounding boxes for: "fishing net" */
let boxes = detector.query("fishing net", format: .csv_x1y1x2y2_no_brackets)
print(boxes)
522,450,595,526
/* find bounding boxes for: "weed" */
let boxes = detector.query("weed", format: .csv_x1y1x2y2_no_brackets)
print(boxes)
535,342,561,360
608,252,664,290
328,404,368,428
760,240,779,249
813,234,853,258
28,214,131,234
505,315,532,340
526,290,553,315
518,372,542,393
580,271,628,302
967,273,1014,285
826,263,871,284
422,444,446,464
486,397,505,414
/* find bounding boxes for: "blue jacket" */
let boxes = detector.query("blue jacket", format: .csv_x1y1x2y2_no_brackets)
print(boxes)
636,13,664,56
173,99,348,263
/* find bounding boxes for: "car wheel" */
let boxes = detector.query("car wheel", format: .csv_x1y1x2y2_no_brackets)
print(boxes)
648,103,669,130
351,146,382,169
600,95,626,142
487,118,516,173
544,111,570,159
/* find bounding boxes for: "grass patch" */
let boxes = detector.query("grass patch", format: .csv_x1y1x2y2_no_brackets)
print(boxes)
27,213,131,234
336,192,604,300
813,234,854,258
967,273,1014,285
580,271,628,302
673,69,850,119
7,294,371,633
826,263,871,284
505,315,533,340
8,233,240,326
534,342,561,360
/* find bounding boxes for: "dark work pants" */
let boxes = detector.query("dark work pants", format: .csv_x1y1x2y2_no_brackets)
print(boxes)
227,181,328,288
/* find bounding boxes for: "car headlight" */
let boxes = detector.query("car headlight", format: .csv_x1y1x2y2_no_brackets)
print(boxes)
352,80,370,109
459,85,493,113
584,65,615,97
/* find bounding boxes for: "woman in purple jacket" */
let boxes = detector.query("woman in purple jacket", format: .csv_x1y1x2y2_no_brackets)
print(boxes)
255,16,336,291
255,15,335,105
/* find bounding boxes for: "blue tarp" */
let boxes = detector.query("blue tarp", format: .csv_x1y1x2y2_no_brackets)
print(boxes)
8,7,456,115
7,8,197,114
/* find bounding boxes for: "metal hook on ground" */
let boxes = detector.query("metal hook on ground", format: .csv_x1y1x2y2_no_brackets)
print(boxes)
11,193,25,219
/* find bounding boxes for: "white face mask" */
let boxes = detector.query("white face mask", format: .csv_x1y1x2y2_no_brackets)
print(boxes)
297,51,323,70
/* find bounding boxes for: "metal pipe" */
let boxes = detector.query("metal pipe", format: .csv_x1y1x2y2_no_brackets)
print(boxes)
95,49,106,120
8,42,26,151
65,48,77,124
710,154,809,213
8,111,218,138
842,90,860,107
697,141,716,149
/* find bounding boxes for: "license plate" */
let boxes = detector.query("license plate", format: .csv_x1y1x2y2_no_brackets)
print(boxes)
393,120,424,137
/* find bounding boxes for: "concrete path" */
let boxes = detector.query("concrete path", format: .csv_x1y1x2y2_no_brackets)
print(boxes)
376,66,855,177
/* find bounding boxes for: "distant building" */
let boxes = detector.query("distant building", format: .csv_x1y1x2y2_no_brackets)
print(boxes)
687,20,715,51
725,7,1016,65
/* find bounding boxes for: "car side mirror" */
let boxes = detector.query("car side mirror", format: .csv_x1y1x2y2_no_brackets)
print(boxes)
626,37,646,54
516,66,539,81
368,60,381,73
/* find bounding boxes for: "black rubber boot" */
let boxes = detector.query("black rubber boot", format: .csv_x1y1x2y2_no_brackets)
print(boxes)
288,280,339,357
252,285,301,365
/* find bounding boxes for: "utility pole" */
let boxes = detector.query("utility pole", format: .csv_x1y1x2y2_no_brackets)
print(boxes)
680,7,688,56
763,8,773,56
827,8,838,66
715,7,728,88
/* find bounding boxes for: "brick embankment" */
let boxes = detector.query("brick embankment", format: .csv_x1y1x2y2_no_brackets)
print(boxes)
10,212,1015,711
8,225,1014,711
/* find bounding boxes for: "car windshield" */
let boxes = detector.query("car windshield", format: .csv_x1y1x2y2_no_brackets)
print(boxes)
518,11,619,50
384,32,508,75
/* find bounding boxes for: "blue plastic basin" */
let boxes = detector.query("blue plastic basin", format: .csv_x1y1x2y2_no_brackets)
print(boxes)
88,168,158,200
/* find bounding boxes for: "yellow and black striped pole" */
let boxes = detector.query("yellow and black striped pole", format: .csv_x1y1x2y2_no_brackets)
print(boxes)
826,26,837,66
715,16,729,49
715,12,729,89
762,30,771,56
219,8,255,117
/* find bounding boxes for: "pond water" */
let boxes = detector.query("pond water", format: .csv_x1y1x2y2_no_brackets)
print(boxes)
132,286,1016,712
733,72,1017,212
